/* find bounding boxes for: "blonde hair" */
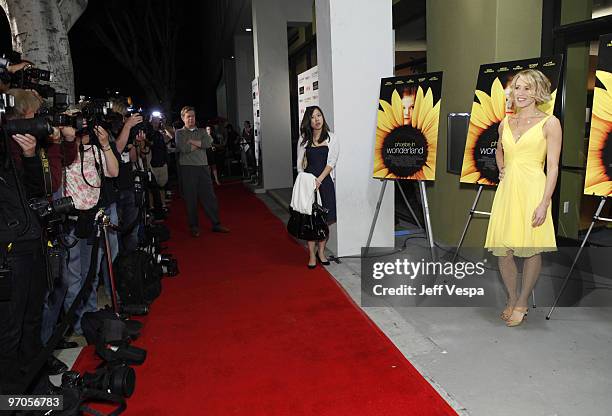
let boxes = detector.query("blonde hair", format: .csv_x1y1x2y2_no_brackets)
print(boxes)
508,69,551,112
8,88,43,116
181,106,195,118
110,99,128,116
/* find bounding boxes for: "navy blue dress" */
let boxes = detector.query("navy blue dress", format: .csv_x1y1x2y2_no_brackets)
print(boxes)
305,145,337,224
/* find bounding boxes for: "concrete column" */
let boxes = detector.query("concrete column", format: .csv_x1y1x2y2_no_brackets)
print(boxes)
315,0,395,256
234,33,255,129
252,0,312,190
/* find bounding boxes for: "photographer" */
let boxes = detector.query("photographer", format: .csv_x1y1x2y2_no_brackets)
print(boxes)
0,88,79,381
109,101,144,251
148,114,170,210
0,101,48,393
61,119,119,336
7,88,79,195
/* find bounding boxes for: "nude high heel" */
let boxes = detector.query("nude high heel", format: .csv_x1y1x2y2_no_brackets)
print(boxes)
506,307,528,327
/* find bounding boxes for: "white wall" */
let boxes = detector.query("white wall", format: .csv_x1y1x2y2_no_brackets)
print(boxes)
316,0,395,256
234,33,255,130
252,0,312,190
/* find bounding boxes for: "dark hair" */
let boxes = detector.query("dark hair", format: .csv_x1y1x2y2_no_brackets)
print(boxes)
300,106,330,147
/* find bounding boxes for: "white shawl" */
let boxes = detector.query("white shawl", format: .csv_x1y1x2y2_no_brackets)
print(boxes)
290,172,321,215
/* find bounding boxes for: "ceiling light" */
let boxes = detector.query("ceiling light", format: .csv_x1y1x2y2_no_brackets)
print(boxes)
246,28,252,32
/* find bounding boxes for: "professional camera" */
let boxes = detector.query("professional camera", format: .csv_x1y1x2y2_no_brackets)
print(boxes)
29,195,74,244
0,51,56,98
82,98,115,134
2,115,54,145
39,93,86,131
126,107,154,141
0,86,56,145
11,66,55,98
29,196,75,285
132,169,150,207
29,196,74,218
62,364,136,398
153,253,179,277
47,97,114,139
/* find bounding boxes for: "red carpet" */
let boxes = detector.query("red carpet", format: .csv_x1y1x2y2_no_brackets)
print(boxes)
74,182,456,415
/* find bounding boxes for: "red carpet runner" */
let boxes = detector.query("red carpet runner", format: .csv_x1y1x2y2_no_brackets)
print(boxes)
74,182,456,415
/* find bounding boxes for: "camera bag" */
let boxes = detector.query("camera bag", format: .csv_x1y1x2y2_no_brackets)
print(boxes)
81,306,142,346
114,250,162,306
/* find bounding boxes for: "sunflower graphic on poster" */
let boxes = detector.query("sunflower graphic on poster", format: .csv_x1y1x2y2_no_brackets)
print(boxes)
373,73,442,181
584,36,612,197
459,56,562,185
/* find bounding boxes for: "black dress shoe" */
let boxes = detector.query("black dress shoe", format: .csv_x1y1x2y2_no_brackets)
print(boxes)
54,339,78,350
316,253,330,266
307,263,317,269
46,356,68,375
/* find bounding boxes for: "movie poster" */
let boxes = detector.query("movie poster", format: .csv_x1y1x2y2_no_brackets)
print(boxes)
460,56,563,185
584,34,612,197
297,66,319,130
373,72,443,181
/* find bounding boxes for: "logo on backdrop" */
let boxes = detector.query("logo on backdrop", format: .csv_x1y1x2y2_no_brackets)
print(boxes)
297,66,319,131
584,33,612,197
373,72,443,181
459,55,563,186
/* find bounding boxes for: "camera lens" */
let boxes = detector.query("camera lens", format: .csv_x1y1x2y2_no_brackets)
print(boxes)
109,365,136,398
51,196,74,215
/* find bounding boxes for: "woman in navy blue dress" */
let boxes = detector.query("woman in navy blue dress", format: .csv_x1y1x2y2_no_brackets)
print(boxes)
296,106,340,269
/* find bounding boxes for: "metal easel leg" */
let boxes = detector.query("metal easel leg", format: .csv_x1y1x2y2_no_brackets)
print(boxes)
418,181,436,261
364,181,388,258
397,181,423,230
546,197,608,320
452,185,484,263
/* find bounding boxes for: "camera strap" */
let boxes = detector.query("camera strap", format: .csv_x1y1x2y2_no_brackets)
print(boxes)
0,243,8,266
38,148,52,199
80,389,126,416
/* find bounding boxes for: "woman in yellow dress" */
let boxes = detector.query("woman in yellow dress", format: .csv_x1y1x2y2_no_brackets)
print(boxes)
485,69,562,327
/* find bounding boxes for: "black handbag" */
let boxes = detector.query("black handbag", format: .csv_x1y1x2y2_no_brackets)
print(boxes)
287,192,329,241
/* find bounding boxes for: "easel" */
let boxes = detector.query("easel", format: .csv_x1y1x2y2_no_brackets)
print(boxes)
364,179,434,260
452,184,488,262
547,196,610,319
453,184,536,307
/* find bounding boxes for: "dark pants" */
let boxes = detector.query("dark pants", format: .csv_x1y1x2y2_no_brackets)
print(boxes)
117,189,140,252
181,165,220,231
41,249,66,345
0,241,46,393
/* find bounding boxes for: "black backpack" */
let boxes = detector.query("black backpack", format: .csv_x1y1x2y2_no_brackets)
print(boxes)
114,250,162,306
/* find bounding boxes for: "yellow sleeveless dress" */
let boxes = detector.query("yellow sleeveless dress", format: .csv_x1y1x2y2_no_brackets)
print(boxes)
485,115,557,257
